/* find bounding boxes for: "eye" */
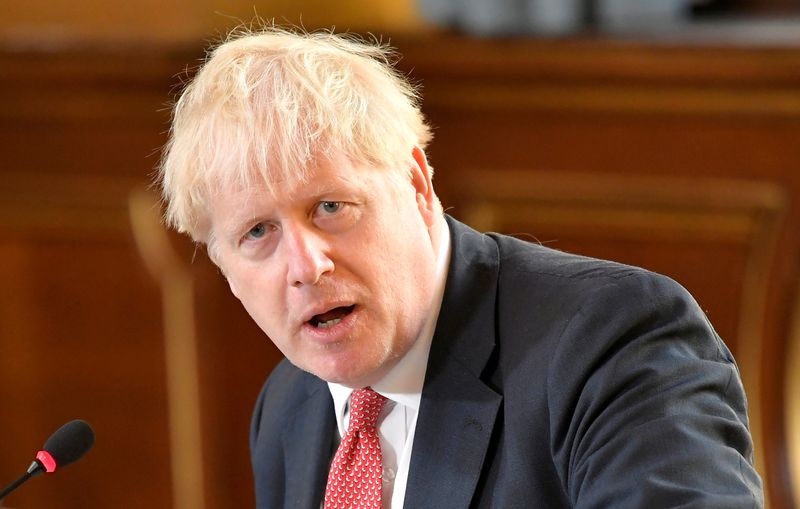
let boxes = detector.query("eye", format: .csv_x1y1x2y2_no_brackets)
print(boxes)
245,223,266,240
237,221,278,258
313,200,360,232
319,201,342,214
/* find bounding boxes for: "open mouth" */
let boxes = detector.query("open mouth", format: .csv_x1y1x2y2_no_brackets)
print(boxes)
308,305,356,329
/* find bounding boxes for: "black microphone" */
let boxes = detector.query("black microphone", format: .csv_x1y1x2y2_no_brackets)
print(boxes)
0,420,95,501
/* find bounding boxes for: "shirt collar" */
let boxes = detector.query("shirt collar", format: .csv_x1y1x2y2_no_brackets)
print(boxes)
329,219,451,424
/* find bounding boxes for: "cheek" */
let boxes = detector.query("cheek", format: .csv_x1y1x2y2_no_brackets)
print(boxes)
227,272,286,332
370,238,434,321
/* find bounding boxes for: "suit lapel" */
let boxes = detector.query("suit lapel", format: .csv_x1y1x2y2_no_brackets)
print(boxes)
404,217,503,508
281,376,336,509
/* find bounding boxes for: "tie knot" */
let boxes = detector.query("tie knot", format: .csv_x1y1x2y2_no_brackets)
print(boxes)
348,388,387,431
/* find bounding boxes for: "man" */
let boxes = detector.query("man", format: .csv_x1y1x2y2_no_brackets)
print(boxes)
159,27,763,508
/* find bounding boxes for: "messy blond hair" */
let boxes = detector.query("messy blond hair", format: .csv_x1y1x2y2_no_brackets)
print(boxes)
158,26,432,241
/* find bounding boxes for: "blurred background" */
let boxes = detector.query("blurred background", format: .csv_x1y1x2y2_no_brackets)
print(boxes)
1,0,799,508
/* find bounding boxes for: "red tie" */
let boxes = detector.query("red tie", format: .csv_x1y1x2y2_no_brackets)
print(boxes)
324,387,388,509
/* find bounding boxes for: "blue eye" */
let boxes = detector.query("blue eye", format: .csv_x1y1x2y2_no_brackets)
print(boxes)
320,201,341,214
247,223,266,239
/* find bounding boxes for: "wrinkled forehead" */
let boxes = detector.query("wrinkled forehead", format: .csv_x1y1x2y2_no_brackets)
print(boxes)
194,143,410,248
202,158,307,220
203,150,395,231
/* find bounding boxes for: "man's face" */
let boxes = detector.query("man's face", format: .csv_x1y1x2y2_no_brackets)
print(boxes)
209,149,440,388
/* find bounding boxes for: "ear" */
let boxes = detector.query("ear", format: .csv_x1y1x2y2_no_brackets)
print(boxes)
409,146,437,227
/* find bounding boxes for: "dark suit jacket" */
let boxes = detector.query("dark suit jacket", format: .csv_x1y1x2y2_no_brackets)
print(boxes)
250,216,763,508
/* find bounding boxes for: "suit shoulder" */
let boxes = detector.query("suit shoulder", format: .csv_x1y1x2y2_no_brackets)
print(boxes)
488,232,707,340
490,232,673,286
252,359,324,431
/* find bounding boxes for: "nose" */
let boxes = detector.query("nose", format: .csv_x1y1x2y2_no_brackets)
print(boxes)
283,225,334,288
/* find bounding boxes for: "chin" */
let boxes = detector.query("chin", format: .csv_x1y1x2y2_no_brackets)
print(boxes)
315,363,381,387
295,341,392,385
319,368,368,386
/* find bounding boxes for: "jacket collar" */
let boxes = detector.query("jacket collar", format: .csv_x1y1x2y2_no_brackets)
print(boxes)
404,216,503,508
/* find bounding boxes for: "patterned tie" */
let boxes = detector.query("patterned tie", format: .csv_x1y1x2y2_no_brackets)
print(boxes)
324,387,388,509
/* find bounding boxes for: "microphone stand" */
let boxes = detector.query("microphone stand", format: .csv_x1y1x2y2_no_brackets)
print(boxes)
0,461,44,501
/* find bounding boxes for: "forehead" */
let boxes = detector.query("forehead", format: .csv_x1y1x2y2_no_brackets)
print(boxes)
208,153,389,232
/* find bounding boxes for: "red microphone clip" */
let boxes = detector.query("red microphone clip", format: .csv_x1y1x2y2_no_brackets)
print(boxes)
35,450,57,473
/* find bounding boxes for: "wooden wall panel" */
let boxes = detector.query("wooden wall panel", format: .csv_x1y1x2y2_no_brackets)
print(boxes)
0,176,172,508
1,47,282,509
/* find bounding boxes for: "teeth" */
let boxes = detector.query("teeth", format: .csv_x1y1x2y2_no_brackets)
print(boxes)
317,317,342,329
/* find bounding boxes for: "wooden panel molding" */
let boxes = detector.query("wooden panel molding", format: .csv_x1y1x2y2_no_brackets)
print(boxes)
129,188,206,509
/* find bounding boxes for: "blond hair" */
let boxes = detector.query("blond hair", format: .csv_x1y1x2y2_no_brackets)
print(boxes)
158,26,432,241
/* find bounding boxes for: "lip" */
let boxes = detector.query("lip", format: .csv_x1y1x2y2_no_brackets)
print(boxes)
299,301,357,324
299,303,360,344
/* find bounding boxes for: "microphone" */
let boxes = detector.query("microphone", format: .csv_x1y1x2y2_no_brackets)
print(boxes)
0,420,95,501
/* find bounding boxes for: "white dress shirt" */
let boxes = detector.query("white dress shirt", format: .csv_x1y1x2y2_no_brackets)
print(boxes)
328,221,451,508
